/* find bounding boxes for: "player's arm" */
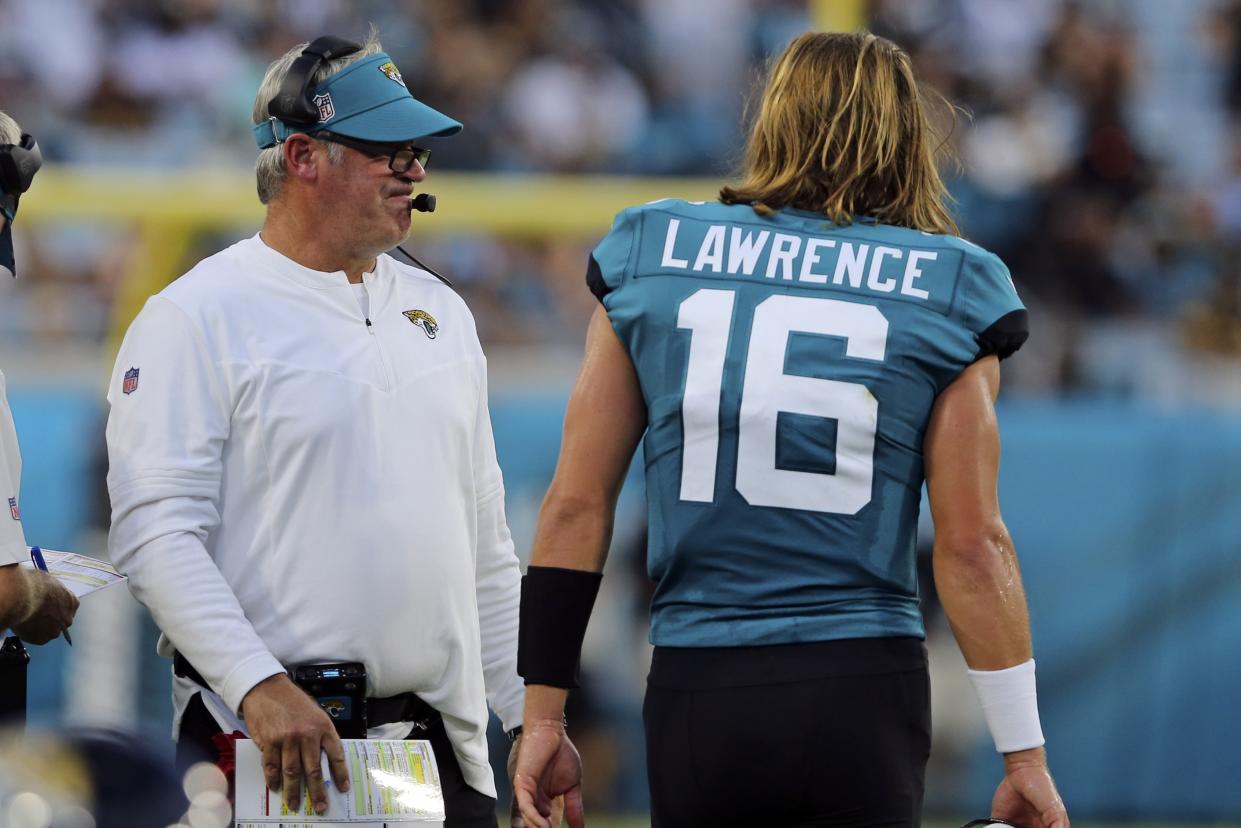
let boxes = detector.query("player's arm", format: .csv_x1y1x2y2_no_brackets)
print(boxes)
530,308,646,571
514,305,646,828
925,355,1068,828
926,356,1029,669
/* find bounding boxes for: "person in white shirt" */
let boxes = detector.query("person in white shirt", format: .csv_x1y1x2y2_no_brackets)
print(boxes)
105,36,542,826
0,111,78,656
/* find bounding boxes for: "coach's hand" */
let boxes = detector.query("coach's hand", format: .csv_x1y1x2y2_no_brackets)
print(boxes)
992,747,1069,828
241,673,350,815
8,568,78,645
513,718,583,828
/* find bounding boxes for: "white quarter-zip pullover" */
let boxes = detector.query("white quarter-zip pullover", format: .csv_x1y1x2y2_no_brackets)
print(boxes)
105,235,524,797
0,373,27,567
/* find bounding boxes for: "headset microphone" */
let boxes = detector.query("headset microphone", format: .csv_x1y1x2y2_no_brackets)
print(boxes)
396,193,449,285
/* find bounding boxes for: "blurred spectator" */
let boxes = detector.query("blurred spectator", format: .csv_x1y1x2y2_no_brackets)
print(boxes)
500,10,650,171
1,0,1240,397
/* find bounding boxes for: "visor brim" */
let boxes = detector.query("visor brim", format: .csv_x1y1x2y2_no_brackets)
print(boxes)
325,96,462,144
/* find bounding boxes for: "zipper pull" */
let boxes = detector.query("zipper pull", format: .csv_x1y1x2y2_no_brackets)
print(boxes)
365,317,375,334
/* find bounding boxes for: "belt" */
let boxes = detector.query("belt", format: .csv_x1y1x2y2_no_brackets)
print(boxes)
173,652,439,730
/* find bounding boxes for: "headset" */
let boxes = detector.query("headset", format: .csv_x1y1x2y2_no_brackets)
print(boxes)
268,36,362,127
0,133,43,220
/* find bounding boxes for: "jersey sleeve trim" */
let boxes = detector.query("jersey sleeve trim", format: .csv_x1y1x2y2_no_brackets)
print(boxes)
584,207,641,305
586,254,609,302
976,309,1029,360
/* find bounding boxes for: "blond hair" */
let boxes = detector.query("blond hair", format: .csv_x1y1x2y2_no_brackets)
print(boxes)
0,112,21,145
720,31,958,235
252,32,383,204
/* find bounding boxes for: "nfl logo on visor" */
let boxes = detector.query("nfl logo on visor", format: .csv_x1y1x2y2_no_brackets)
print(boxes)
313,92,334,122
123,367,140,395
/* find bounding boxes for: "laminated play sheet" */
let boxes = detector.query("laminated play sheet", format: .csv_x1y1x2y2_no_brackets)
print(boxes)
235,738,445,827
19,548,126,598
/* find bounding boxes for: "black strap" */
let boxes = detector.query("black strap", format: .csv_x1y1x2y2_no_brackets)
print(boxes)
173,650,209,686
0,637,30,728
173,652,437,728
367,693,439,729
394,243,454,288
269,35,362,127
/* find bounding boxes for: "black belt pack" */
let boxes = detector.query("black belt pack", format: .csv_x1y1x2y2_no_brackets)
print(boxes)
173,652,439,740
292,661,368,739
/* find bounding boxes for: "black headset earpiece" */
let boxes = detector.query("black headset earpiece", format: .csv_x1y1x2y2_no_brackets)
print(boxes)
268,36,362,127
0,133,42,219
0,133,42,195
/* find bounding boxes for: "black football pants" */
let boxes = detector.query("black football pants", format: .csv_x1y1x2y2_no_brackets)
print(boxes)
643,637,930,828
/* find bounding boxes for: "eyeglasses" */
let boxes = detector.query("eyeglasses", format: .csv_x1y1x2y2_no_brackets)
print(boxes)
316,131,430,173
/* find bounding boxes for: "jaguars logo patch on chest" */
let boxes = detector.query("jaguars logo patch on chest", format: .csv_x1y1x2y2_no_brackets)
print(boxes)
403,309,438,339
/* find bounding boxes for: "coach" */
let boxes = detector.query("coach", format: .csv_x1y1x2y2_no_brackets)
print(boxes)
105,35,525,826
0,111,79,681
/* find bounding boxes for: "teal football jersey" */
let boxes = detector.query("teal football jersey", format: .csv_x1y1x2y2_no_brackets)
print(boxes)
588,199,1027,647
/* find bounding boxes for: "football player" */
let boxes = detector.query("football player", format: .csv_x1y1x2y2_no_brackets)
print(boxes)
513,32,1068,828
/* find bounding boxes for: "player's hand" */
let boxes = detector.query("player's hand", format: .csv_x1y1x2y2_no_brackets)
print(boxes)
513,718,583,828
508,732,565,827
240,673,350,815
11,569,78,645
992,747,1069,828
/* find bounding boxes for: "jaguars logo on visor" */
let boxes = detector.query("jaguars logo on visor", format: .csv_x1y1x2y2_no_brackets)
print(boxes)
378,61,406,88
403,309,438,339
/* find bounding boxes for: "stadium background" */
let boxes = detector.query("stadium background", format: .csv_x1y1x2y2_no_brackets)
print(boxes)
2,0,1240,823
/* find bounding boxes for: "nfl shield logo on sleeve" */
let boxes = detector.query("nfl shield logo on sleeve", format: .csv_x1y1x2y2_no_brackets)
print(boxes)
8,497,19,521
123,367,140,395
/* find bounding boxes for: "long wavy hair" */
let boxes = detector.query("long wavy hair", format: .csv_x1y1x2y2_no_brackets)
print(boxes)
720,31,959,235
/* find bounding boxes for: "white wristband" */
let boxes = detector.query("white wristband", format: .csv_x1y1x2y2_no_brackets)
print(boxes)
967,658,1045,754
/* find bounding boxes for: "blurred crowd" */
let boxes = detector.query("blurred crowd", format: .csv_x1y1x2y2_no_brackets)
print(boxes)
0,0,1239,398
873,0,1241,396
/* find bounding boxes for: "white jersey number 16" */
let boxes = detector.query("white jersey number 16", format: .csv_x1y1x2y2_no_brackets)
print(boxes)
677,289,888,515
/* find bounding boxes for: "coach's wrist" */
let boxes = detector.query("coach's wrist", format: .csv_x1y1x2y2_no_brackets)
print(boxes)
239,671,296,717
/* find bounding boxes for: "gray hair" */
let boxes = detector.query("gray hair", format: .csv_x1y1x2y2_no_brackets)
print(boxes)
0,112,21,145
252,33,384,204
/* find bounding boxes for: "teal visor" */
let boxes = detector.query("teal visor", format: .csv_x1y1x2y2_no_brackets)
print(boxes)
254,52,461,148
